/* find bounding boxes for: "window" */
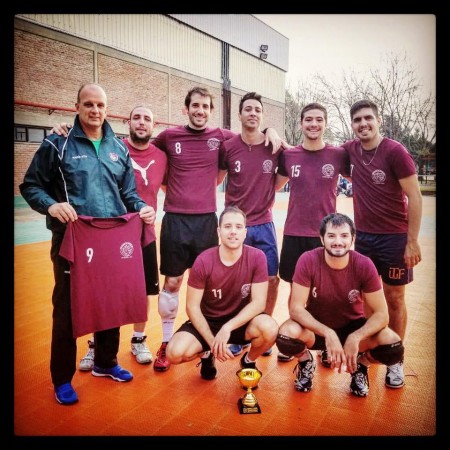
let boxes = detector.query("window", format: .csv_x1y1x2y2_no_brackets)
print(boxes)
14,125,53,143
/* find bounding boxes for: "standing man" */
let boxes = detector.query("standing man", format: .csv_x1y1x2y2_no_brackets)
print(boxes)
219,92,287,356
20,83,156,405
52,86,283,372
151,87,283,371
343,99,422,388
166,206,279,380
276,103,350,363
77,106,167,370
275,213,404,397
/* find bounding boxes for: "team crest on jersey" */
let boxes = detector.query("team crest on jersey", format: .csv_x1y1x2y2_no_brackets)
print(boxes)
348,289,361,304
241,283,251,299
109,152,119,162
207,138,220,151
371,169,386,184
322,164,334,178
120,242,134,258
262,160,273,173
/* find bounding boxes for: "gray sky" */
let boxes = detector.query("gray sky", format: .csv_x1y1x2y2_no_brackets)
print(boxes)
254,14,436,97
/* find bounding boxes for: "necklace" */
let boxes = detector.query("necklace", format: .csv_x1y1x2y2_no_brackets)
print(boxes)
360,137,382,166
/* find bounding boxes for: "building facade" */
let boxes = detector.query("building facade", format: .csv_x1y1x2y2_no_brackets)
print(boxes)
14,14,289,195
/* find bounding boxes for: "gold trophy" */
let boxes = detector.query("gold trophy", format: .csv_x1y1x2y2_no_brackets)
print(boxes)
236,368,262,414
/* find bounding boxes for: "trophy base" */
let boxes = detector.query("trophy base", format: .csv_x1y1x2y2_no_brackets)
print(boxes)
238,398,261,414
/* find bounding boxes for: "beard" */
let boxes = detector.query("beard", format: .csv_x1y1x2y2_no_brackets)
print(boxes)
130,130,151,145
324,247,349,258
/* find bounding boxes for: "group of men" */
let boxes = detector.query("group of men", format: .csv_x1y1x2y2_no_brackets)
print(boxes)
20,83,422,405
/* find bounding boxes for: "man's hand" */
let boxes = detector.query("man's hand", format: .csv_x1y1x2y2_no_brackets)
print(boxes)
264,128,293,154
404,239,422,269
264,127,282,152
211,326,234,362
324,330,347,373
342,334,361,374
50,123,72,137
48,202,78,223
139,205,156,225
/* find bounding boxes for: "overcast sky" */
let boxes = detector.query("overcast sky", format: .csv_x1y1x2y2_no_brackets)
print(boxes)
254,14,436,97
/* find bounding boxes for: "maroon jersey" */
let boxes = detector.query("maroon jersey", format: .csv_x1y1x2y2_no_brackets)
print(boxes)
343,137,417,233
59,213,156,337
293,247,381,329
187,245,268,318
153,126,235,214
219,135,279,226
124,138,167,211
278,144,350,236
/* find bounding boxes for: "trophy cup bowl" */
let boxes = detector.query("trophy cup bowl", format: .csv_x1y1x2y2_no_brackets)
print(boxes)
236,368,262,414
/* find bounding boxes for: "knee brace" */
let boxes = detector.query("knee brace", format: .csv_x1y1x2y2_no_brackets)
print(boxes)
276,334,306,356
369,341,404,366
158,290,179,320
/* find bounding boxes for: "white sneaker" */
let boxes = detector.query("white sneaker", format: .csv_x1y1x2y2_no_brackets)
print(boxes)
385,361,405,388
79,340,95,371
131,336,153,364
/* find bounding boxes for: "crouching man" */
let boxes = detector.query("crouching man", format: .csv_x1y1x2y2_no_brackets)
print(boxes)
166,206,278,380
276,213,403,397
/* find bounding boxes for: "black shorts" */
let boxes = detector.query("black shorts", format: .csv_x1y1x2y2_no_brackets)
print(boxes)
279,235,322,282
175,314,259,352
143,241,160,296
356,232,412,286
310,318,367,350
159,212,218,277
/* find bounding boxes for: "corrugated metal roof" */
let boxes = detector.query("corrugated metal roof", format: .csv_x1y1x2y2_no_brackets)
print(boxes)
169,14,289,72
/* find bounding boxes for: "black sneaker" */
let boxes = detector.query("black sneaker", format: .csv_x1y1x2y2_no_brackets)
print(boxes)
293,350,316,392
350,363,369,397
240,351,257,370
196,353,217,380
319,350,332,368
239,352,260,390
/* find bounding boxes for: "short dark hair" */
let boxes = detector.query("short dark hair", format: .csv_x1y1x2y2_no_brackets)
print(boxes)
218,206,246,226
319,213,355,238
300,102,327,122
129,105,153,120
185,87,214,110
239,92,263,113
350,100,379,120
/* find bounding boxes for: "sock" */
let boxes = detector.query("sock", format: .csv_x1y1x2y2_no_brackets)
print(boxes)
244,353,255,364
162,321,175,342
202,351,211,359
132,331,145,339
357,352,371,368
298,349,311,362
159,290,179,342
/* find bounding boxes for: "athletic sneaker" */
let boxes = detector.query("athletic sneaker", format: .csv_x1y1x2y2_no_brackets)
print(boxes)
293,350,316,392
319,350,332,368
239,351,261,390
79,339,95,371
350,362,369,397
385,361,405,389
92,364,133,382
131,336,153,364
54,382,78,405
196,353,217,380
277,352,294,362
229,343,250,356
153,342,171,372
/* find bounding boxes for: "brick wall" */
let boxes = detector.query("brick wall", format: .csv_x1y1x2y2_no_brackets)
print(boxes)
14,30,94,108
14,27,285,196
14,143,40,196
